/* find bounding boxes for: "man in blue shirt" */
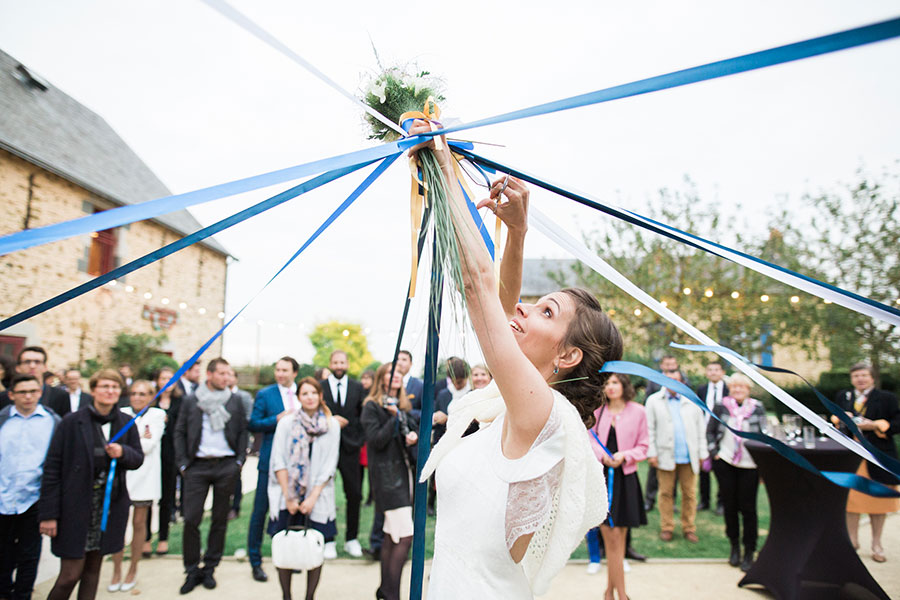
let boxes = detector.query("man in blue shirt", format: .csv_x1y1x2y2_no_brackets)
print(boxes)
0,374,60,600
645,369,708,543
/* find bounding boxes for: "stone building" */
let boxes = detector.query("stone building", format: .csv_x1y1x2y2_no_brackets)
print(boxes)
0,49,230,371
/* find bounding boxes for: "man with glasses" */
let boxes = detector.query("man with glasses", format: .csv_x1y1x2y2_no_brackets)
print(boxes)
0,347,70,416
0,374,60,600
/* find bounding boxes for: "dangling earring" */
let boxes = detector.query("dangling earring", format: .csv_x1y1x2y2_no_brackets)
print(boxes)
553,364,559,375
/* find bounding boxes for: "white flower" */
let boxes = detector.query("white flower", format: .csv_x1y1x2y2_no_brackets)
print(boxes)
368,79,387,104
400,74,416,89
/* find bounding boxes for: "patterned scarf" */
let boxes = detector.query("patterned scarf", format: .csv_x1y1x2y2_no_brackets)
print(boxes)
287,409,329,502
723,395,757,463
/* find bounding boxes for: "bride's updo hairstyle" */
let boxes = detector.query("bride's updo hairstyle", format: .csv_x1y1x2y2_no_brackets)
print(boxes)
554,288,624,428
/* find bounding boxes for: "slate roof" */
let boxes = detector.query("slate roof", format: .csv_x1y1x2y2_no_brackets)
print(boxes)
521,258,579,298
0,49,229,257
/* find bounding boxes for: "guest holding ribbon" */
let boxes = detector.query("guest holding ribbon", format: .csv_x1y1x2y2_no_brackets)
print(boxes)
409,120,620,598
109,380,166,592
150,366,183,556
833,362,900,563
39,369,143,600
268,377,340,600
706,373,766,571
361,363,419,600
586,373,648,599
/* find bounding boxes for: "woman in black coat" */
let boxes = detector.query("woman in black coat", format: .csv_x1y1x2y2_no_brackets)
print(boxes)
833,363,900,562
39,369,143,600
361,363,419,600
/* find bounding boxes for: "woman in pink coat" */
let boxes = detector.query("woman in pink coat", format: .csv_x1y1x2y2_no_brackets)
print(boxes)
588,373,649,600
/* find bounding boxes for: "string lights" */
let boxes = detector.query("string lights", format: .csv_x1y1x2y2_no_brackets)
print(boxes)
96,279,222,321
626,288,825,317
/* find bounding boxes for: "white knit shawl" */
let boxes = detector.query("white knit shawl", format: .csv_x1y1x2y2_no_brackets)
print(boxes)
420,381,608,596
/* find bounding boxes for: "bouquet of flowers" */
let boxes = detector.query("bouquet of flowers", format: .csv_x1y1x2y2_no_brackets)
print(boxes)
361,66,465,321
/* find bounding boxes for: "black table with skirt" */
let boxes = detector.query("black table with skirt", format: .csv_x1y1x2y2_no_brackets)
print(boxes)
741,439,890,600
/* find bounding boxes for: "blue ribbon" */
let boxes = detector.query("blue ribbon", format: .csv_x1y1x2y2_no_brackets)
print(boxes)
669,342,900,484
98,154,398,529
456,148,900,326
588,428,615,527
601,361,900,498
5,18,898,258
0,156,389,333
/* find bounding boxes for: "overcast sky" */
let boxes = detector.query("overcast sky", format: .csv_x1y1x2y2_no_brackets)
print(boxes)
1,1,898,370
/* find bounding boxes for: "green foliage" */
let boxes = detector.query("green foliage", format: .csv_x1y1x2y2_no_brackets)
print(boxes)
298,363,317,380
108,332,173,379
80,358,103,378
309,322,374,378
140,354,178,380
361,66,445,141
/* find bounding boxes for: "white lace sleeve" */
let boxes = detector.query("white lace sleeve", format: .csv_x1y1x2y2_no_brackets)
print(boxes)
504,406,565,550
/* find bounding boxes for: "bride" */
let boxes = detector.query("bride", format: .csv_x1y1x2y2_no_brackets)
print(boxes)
409,121,624,598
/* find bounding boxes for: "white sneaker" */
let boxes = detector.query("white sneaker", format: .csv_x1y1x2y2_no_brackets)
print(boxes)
107,583,121,593
586,562,601,575
344,538,363,558
323,541,338,560
623,558,631,573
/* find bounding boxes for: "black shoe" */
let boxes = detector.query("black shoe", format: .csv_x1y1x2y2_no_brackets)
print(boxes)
697,502,710,511
741,549,754,572
625,546,647,562
180,572,201,595
427,506,435,517
201,569,216,589
729,544,741,567
251,565,268,582
644,500,655,512
715,504,725,516
375,588,386,600
362,548,380,562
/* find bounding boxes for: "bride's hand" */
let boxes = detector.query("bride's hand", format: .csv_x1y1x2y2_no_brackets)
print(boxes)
406,120,453,172
476,177,529,234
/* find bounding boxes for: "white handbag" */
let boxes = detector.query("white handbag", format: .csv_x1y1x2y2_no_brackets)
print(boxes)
271,524,325,571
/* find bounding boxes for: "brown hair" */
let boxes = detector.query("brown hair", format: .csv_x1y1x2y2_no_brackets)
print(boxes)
604,373,636,403
849,362,874,377
555,288,624,428
89,369,125,391
365,363,411,411
296,376,332,417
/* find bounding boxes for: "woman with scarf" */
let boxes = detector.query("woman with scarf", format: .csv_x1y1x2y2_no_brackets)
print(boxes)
706,372,766,572
361,363,419,600
268,377,340,600
39,369,144,600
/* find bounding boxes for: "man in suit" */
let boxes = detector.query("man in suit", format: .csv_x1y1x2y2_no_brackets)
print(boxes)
62,368,93,416
246,356,299,581
0,347,69,417
176,362,202,398
174,358,248,594
226,367,253,521
321,350,365,559
396,350,424,418
695,361,729,512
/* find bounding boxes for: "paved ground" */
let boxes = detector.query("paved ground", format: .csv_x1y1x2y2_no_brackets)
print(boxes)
31,513,900,599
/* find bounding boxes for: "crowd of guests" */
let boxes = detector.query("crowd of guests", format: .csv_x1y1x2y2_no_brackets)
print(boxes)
0,343,897,600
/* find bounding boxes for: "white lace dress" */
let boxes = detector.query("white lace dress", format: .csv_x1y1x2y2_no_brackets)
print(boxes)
427,401,566,599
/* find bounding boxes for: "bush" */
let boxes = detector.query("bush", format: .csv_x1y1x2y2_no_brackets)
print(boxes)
140,354,179,380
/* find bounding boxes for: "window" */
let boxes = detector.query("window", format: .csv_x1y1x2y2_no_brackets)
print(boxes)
87,208,117,276
0,335,25,361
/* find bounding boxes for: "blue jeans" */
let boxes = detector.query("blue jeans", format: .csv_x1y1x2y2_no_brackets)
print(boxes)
247,469,269,567
586,527,603,563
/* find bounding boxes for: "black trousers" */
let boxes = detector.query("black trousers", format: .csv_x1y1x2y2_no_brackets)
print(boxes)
337,448,362,542
181,457,240,573
699,470,711,506
151,454,179,542
0,503,42,600
713,459,759,550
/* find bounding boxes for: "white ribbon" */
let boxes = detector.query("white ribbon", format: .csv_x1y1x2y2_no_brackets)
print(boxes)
201,0,407,139
530,206,886,470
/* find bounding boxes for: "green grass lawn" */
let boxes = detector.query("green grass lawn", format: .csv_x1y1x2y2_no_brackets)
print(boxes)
155,462,768,560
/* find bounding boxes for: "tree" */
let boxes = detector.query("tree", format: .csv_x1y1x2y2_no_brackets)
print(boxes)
308,321,374,378
109,332,176,379
572,178,827,365
795,167,900,381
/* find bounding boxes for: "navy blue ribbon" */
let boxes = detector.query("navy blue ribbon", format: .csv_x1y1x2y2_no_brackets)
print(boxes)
670,342,900,484
601,361,899,498
5,18,898,259
99,154,399,528
0,157,388,333
456,148,900,325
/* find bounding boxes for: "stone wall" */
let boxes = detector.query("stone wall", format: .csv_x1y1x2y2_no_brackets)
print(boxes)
0,148,228,372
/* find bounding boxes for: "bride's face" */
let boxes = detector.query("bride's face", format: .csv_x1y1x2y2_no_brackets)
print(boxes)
508,292,576,375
